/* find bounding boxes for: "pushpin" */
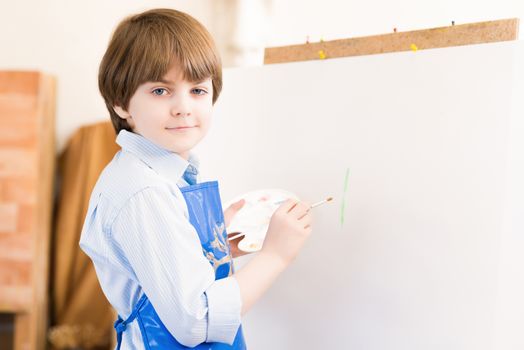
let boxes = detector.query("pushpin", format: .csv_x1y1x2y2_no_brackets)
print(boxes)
318,50,326,59
394,27,397,33
410,43,418,52
452,20,455,26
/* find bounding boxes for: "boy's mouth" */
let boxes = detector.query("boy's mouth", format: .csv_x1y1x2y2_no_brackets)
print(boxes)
166,126,196,130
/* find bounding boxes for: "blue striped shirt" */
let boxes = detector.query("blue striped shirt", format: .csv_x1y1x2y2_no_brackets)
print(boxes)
79,130,242,348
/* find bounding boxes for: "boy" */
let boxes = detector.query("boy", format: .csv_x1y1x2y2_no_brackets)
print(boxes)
80,8,313,349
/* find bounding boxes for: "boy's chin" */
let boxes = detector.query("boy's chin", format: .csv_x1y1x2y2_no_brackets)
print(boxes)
163,136,204,156
169,145,195,159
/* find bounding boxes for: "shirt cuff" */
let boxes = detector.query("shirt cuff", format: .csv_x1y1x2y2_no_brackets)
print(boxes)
204,276,242,344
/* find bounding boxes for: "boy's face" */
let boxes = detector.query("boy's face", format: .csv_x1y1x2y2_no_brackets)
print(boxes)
114,64,214,160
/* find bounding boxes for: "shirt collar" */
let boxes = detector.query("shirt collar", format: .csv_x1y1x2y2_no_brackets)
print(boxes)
116,130,198,184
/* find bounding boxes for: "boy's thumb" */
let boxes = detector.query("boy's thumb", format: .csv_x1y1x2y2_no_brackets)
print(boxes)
224,199,245,226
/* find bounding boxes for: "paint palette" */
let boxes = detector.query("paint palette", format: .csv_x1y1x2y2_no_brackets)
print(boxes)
224,189,299,252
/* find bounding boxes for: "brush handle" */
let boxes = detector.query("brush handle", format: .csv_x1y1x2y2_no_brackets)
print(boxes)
228,232,245,241
310,199,329,208
274,198,332,208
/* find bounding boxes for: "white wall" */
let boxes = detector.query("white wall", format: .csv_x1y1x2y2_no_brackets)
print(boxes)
267,0,523,46
0,0,522,150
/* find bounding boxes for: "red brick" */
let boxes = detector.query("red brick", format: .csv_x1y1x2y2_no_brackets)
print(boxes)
0,203,18,233
2,178,37,204
0,149,38,177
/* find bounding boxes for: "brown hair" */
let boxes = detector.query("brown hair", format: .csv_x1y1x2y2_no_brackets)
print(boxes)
98,8,223,133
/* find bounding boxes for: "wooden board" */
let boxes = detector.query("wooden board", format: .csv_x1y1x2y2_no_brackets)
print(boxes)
264,18,519,64
0,71,56,350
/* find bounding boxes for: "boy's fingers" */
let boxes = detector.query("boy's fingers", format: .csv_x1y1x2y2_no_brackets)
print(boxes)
300,213,312,227
224,199,245,227
290,201,310,219
298,209,312,221
233,198,246,210
278,198,299,213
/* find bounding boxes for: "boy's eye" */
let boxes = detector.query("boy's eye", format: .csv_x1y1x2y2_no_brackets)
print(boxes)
192,88,208,95
152,88,169,96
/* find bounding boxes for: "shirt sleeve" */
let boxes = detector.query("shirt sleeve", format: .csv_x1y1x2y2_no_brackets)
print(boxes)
110,186,241,346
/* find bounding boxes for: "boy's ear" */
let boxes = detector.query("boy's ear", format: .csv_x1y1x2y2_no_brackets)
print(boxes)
113,105,131,120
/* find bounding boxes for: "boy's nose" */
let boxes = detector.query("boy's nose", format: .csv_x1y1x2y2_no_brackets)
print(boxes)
171,100,191,117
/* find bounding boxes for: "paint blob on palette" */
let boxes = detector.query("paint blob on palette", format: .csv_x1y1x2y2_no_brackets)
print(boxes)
224,189,299,252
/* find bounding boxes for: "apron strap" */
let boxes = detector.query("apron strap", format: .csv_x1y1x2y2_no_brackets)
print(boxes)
114,294,148,350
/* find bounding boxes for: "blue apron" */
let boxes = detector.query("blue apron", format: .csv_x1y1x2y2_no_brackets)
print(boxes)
114,181,247,349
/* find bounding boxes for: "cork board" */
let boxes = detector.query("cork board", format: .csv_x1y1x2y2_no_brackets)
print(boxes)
0,71,56,350
264,18,519,64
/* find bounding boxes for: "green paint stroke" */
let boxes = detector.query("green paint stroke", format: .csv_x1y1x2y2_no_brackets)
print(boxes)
340,168,350,227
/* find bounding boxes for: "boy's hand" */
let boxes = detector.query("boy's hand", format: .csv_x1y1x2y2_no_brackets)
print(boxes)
227,232,249,258
223,199,245,227
260,199,313,266
224,199,248,258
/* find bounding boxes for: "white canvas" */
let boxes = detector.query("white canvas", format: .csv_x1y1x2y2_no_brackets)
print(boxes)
195,41,524,350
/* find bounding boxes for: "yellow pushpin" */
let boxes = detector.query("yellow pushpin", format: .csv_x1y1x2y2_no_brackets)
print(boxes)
318,50,326,59
410,43,418,52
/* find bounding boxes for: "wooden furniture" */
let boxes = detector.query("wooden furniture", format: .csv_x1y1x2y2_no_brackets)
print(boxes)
0,71,56,350
264,18,519,64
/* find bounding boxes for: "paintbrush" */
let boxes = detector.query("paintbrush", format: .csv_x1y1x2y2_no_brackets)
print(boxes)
227,197,333,241
310,197,333,208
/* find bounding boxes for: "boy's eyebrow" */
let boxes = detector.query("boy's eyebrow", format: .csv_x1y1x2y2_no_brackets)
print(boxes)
150,79,175,85
194,79,212,85
149,78,212,86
